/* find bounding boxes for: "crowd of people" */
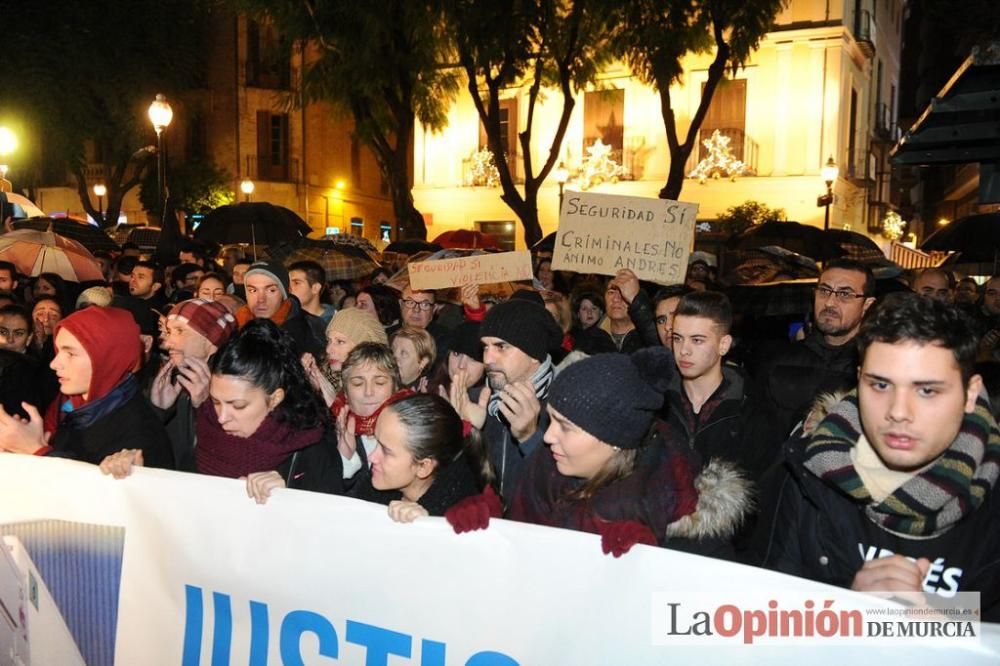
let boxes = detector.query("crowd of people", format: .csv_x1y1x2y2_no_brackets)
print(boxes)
1,239,999,618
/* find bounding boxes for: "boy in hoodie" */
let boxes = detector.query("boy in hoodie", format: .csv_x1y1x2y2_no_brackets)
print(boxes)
755,293,1000,619
0,306,174,468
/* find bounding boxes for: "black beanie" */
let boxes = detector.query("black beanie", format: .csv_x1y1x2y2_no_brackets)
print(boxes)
450,321,483,362
480,298,563,362
548,348,672,449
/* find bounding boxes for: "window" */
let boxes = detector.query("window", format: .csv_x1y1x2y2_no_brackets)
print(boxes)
187,113,207,162
476,221,516,252
380,222,392,243
848,88,858,177
256,111,289,181
246,19,290,89
350,217,364,237
479,98,519,179
583,89,625,164
698,79,747,161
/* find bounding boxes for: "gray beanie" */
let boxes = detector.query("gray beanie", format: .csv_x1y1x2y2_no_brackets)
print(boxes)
245,262,290,299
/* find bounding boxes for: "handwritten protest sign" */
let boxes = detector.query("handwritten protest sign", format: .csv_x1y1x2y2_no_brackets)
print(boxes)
408,250,533,290
552,191,699,284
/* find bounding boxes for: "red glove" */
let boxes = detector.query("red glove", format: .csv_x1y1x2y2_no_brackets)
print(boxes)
445,486,503,534
598,520,657,558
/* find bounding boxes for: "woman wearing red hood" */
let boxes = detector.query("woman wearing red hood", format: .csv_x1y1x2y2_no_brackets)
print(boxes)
0,306,174,467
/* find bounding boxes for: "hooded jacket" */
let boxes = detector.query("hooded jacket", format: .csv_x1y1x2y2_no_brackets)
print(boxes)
41,306,173,468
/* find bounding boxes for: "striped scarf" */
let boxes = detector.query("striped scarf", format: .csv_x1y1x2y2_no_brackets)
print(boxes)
488,355,554,419
802,390,1000,538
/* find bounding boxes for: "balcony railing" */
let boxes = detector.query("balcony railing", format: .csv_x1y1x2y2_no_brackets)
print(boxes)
853,9,876,58
244,154,299,183
684,127,759,177
872,102,900,143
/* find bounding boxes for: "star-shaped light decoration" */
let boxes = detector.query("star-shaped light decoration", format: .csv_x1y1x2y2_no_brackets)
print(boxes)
687,129,748,184
577,138,624,190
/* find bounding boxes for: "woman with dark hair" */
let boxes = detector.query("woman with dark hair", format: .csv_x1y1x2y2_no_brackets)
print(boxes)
426,320,485,397
352,393,484,521
100,319,344,497
447,348,751,558
566,289,617,355
356,284,402,336
32,272,67,305
196,272,229,302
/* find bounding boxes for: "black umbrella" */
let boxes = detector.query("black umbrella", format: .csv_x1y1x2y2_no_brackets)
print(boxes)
155,195,184,266
12,217,120,253
383,239,442,255
532,231,556,253
194,203,311,255
727,221,884,263
921,212,1000,273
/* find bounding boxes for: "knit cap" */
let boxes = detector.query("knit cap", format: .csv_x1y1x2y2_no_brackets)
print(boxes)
327,308,388,347
449,320,483,362
480,297,563,362
167,298,238,349
244,262,290,299
548,347,672,449
76,286,113,309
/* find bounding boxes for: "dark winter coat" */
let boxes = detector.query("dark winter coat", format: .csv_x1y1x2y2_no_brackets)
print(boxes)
349,454,480,516
280,427,345,496
483,399,551,502
281,297,328,359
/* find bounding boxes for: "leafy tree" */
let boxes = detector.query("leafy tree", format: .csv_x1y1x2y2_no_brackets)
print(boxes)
139,161,235,217
0,0,210,228
444,0,616,247
610,0,787,200
714,199,786,236
238,0,460,240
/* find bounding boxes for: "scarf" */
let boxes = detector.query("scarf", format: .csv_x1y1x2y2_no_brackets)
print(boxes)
194,402,324,478
235,298,293,330
43,374,140,434
330,387,415,436
802,390,1000,538
487,355,554,419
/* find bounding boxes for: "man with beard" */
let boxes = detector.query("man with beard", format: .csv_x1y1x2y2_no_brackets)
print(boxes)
754,258,876,443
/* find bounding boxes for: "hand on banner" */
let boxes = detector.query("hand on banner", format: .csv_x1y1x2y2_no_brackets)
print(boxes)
150,361,184,410
302,353,337,407
598,520,657,558
175,357,211,407
850,554,931,606
612,269,641,304
461,282,481,311
497,381,541,442
99,449,144,479
445,486,503,534
445,371,488,430
0,403,48,455
388,500,429,523
336,409,358,459
244,471,287,504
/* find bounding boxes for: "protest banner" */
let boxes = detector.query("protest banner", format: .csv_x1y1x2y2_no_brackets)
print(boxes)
408,251,533,291
0,455,997,665
552,191,698,284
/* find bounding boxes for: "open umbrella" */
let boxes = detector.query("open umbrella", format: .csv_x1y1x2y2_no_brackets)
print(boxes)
432,229,501,250
921,212,1000,273
267,238,380,281
0,228,103,282
532,231,556,254
194,203,312,254
727,221,884,263
0,192,45,219
12,217,120,253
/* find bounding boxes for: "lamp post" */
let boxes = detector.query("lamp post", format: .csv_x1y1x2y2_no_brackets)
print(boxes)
554,162,569,211
819,156,839,232
93,184,106,224
0,127,17,192
240,179,254,202
147,94,173,221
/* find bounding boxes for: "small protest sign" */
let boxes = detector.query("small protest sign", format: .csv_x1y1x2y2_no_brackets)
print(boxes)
408,250,534,291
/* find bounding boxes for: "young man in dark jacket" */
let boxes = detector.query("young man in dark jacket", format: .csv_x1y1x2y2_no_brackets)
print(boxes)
754,293,1000,619
236,262,326,358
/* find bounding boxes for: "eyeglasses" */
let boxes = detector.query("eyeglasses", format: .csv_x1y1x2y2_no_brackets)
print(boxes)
400,299,434,311
814,286,866,302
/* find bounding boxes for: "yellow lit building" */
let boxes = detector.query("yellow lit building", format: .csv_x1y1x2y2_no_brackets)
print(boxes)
413,0,907,249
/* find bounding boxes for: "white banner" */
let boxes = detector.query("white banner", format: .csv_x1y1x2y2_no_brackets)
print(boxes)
0,455,998,665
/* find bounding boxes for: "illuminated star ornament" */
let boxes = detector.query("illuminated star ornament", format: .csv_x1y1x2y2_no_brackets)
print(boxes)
881,210,906,240
688,130,748,183
468,148,501,187
578,139,625,190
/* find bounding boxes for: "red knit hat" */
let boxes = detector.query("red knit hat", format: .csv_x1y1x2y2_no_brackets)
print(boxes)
54,306,142,402
167,298,237,349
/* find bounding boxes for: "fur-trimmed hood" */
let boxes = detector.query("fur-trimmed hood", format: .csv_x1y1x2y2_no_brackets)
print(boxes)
666,459,754,541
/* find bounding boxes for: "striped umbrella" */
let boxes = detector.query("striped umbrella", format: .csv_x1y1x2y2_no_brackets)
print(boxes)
0,228,104,281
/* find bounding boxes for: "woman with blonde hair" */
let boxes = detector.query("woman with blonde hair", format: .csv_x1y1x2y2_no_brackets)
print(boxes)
391,326,436,391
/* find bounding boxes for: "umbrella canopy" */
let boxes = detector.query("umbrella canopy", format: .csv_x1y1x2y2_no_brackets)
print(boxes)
1,192,45,219
0,228,103,281
194,202,312,248
321,233,380,259
727,221,885,263
432,229,501,250
532,231,556,254
267,238,381,281
12,217,120,253
921,212,1000,272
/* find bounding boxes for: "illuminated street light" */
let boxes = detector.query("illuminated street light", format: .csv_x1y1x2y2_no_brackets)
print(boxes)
147,94,173,220
0,127,17,191
554,162,569,210
818,156,839,232
93,184,107,224
240,179,255,202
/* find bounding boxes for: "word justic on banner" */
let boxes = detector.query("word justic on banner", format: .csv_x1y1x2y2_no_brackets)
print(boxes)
408,251,533,291
1,455,999,666
552,191,699,284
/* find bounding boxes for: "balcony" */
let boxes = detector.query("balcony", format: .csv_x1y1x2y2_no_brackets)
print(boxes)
872,103,899,143
244,154,299,183
853,9,876,59
684,127,759,177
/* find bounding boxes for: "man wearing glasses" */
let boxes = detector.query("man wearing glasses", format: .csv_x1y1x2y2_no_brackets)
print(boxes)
755,258,876,443
399,284,450,369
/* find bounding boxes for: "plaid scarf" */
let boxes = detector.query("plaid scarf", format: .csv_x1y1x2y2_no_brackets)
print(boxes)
487,355,554,419
802,390,1000,538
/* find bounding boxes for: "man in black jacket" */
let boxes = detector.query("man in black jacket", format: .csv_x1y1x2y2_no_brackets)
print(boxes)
239,262,326,358
755,294,1000,619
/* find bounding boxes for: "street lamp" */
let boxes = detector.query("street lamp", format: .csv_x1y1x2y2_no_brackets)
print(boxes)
818,155,839,231
240,179,254,202
148,94,173,220
554,162,569,210
93,184,107,224
0,127,17,191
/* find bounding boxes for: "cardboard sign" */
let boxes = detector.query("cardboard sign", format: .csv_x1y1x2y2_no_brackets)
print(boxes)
551,191,699,284
408,250,533,290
